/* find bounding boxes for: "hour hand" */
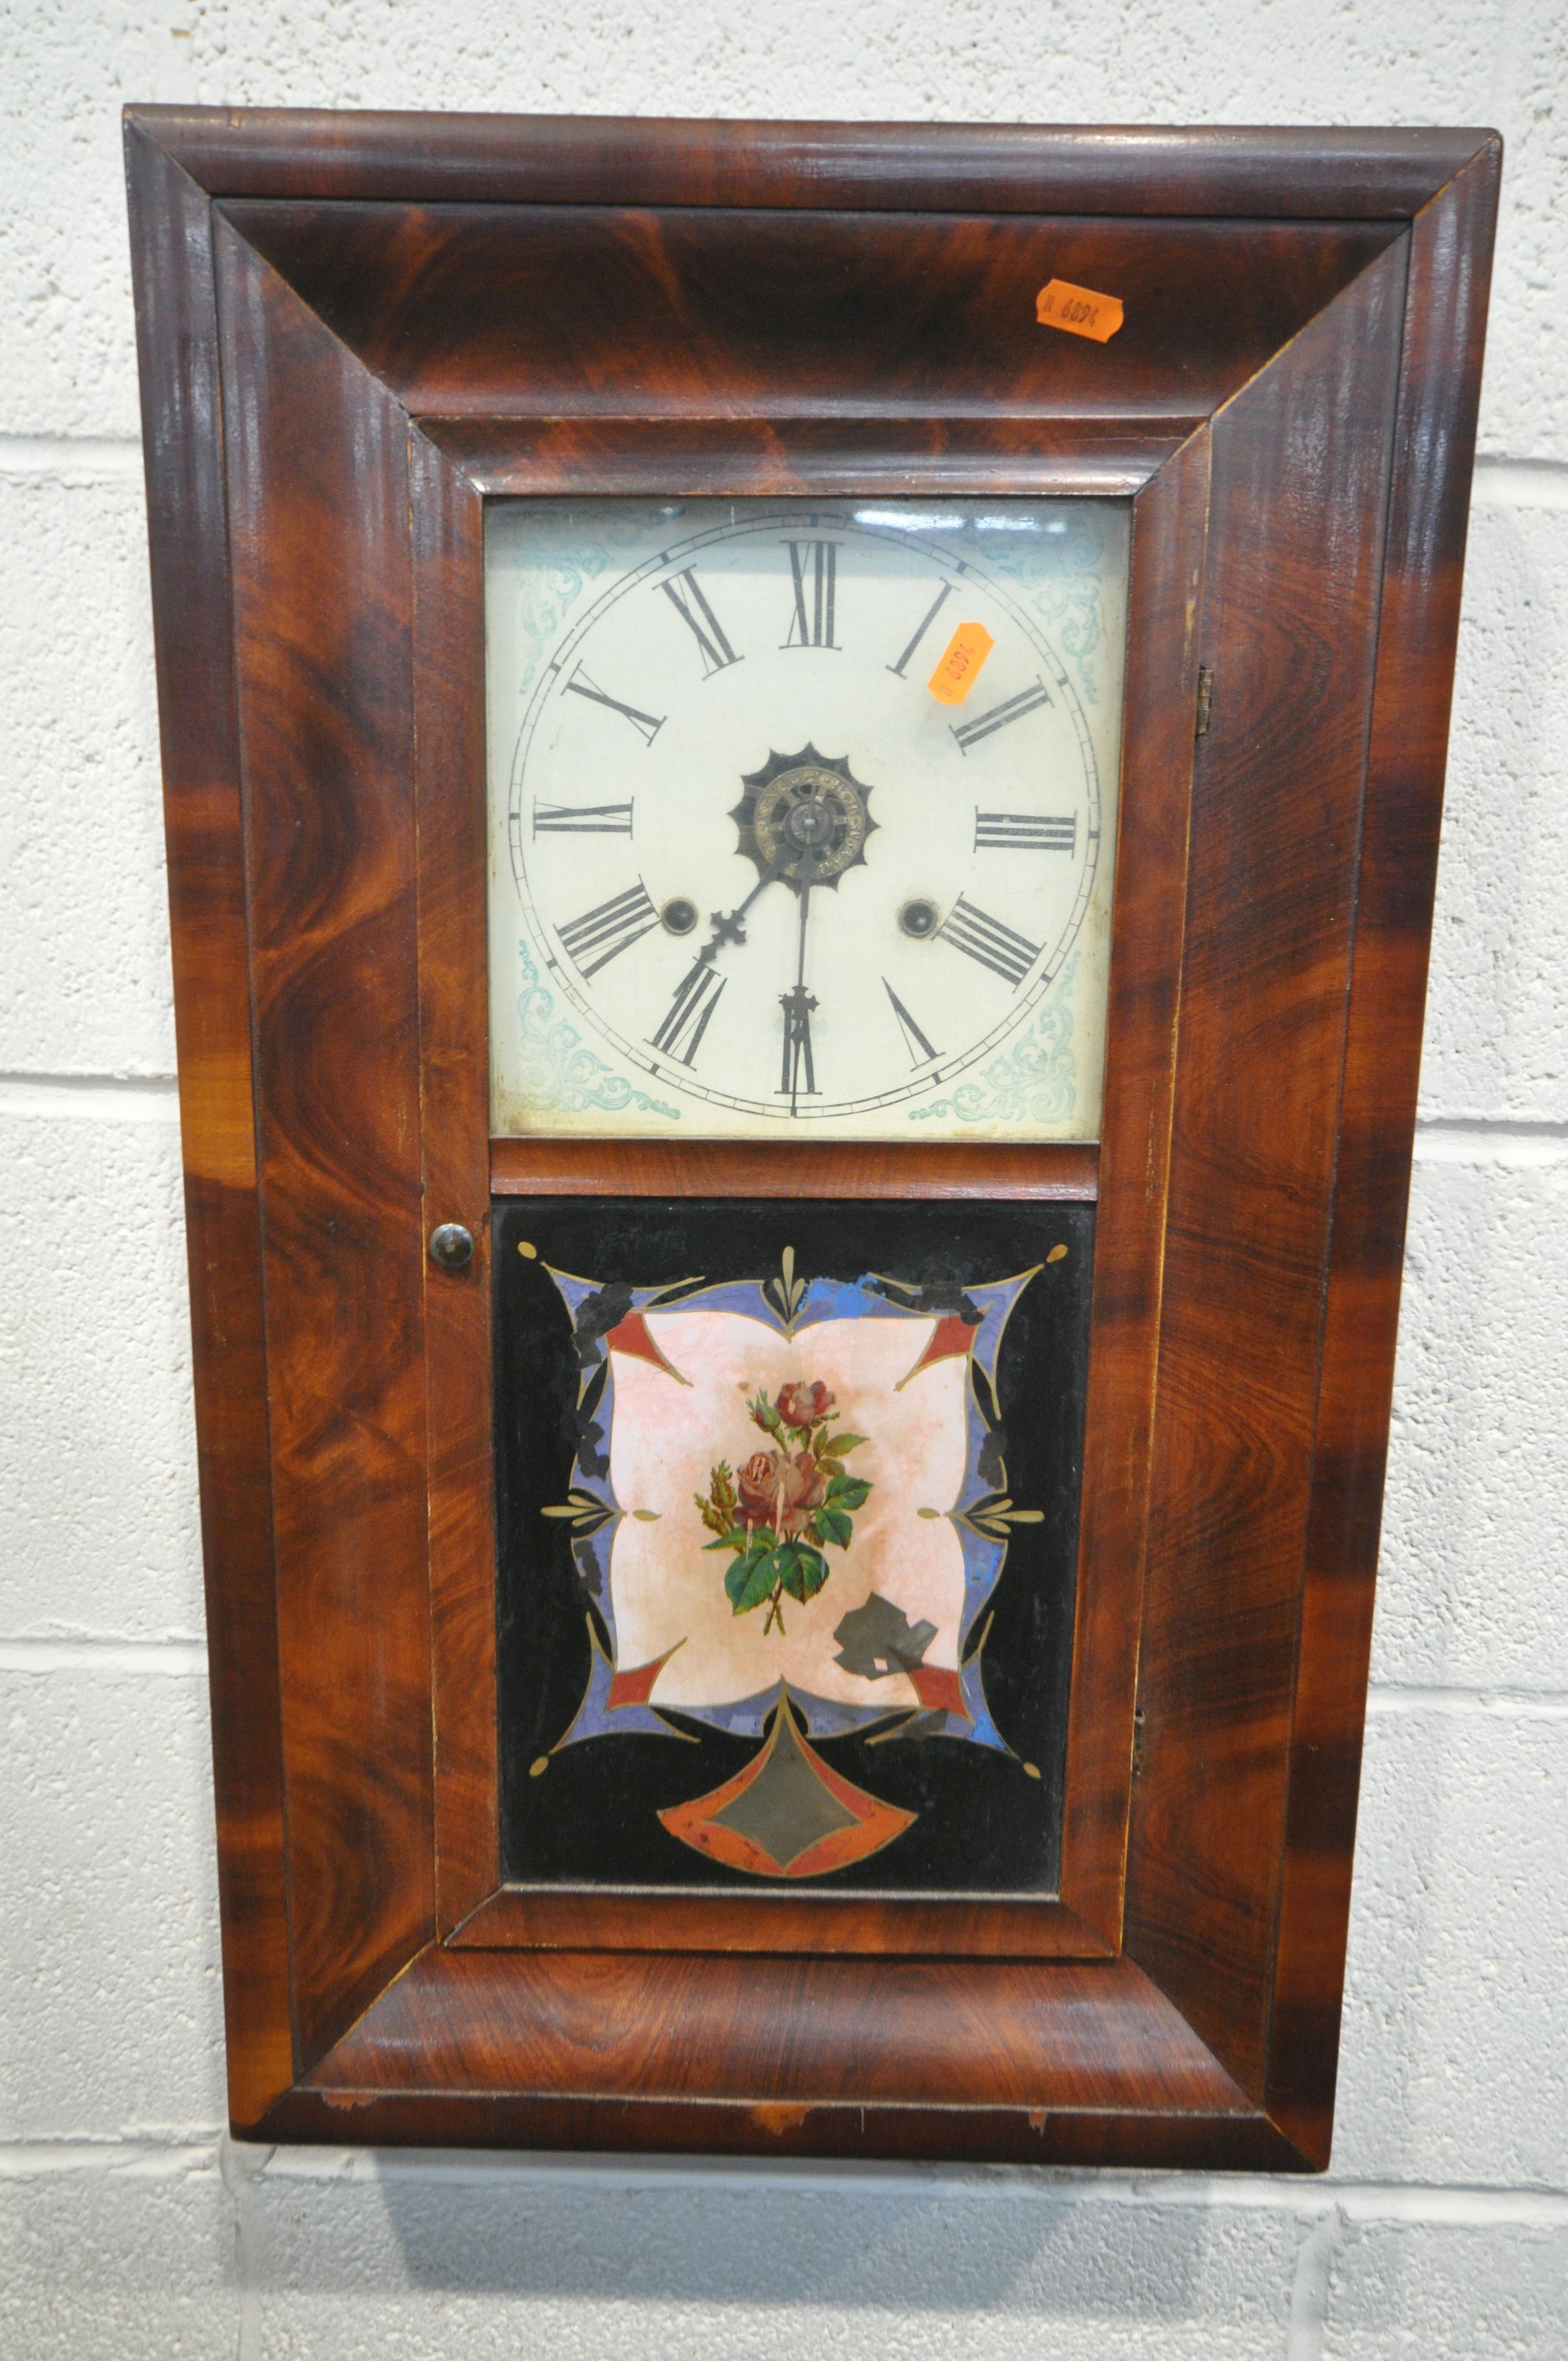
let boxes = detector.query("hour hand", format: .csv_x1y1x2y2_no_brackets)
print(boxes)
707,906,749,951
699,844,791,961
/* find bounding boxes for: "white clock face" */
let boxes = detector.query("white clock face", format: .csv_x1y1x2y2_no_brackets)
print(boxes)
486,498,1129,1143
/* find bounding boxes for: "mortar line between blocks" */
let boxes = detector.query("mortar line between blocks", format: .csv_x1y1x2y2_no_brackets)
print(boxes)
0,1073,181,1125
1470,453,1568,508
1365,1683,1568,1718
0,1638,207,1675
3,2136,1565,2225
0,2141,221,2179
0,435,144,478
1413,1118,1568,1167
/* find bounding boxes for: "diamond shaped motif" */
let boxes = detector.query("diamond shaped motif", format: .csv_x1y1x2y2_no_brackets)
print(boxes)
658,1692,916,1879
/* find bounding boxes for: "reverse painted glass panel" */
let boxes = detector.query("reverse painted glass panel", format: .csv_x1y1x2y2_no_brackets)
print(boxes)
494,1199,1092,1894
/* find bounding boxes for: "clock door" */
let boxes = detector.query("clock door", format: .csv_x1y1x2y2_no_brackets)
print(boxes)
483,494,1130,1912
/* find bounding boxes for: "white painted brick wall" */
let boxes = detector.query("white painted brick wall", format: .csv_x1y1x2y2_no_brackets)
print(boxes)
0,466,173,1080
2,2,1565,2352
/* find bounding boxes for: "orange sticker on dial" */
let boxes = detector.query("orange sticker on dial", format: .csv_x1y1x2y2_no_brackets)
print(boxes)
1035,278,1124,343
927,621,995,705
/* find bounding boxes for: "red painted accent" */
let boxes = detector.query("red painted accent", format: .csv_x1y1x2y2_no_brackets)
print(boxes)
904,1313,976,1381
908,1664,968,1718
603,1310,673,1374
607,1651,674,1710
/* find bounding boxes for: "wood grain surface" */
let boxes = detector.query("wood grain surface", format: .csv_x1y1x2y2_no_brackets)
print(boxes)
228,202,1401,429
451,1886,1114,1960
305,1944,1253,2115
489,1136,1098,1200
411,431,500,1936
1121,245,1408,2102
260,2082,1304,2172
426,416,1181,502
217,224,435,2071
136,107,1489,218
124,120,295,2128
1059,426,1210,1944
1265,145,1502,2167
126,106,1500,2167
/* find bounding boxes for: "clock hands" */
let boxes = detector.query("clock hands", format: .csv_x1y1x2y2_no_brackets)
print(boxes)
780,844,819,1107
698,844,789,964
774,778,843,1111
650,757,859,1094
647,841,794,1072
654,774,831,1107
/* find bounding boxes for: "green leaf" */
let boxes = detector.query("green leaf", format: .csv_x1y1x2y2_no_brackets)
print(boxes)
826,1473,871,1511
810,1505,853,1550
703,1529,747,1553
775,1542,830,1604
819,1458,845,1481
821,1433,867,1458
726,1542,780,1614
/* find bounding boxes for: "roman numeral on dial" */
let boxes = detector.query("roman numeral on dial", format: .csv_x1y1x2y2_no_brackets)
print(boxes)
562,665,664,744
558,882,658,977
936,897,1041,988
887,580,953,678
661,568,741,675
951,680,1052,752
649,961,726,1065
783,541,839,649
974,811,1076,852
533,801,635,836
883,978,939,1065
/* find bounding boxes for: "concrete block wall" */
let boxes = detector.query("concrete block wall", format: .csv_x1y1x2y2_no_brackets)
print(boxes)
3,4,1565,2352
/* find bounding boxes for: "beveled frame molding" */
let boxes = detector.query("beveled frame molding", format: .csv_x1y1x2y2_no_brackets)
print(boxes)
126,106,1499,2169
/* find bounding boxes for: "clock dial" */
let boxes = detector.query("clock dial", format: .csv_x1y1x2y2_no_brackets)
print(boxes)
486,498,1129,1142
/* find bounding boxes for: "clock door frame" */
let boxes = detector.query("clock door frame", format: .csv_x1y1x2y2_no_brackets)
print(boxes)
127,106,1499,2170
432,445,1200,1967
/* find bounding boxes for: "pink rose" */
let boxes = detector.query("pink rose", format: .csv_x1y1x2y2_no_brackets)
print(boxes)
737,1451,783,1526
737,1446,826,1536
776,1380,835,1432
781,1450,827,1524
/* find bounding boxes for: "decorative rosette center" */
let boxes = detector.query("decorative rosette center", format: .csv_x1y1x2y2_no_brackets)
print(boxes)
731,744,875,889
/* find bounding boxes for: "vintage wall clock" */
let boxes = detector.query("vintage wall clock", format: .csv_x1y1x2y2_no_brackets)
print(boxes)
127,107,1498,2168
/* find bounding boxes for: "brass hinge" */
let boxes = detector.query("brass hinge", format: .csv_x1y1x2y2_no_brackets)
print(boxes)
1195,666,1214,738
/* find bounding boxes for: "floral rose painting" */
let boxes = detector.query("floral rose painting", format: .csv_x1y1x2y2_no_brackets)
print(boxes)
696,1383,870,1632
530,1247,1054,1745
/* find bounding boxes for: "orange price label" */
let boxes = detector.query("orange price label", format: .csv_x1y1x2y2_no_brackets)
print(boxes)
1035,277,1124,344
927,621,995,706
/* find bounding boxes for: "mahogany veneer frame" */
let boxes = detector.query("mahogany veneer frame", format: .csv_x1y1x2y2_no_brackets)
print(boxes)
126,106,1498,2170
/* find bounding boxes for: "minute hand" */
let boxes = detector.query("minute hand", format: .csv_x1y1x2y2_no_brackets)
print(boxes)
780,846,819,1107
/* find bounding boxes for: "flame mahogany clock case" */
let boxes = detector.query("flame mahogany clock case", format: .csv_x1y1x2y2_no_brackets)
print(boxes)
125,107,1499,2170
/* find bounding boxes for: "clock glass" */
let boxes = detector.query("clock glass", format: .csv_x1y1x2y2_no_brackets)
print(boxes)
486,498,1129,1143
